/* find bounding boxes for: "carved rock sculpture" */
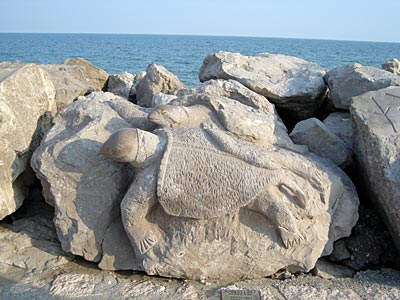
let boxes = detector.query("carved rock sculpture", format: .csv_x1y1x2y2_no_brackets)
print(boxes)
101,124,359,279
199,51,327,121
0,62,56,220
351,86,400,252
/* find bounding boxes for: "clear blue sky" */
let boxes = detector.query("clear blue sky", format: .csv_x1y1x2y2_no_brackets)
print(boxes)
1,0,399,42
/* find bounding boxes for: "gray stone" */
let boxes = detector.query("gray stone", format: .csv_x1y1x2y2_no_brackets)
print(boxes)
136,64,186,107
0,62,56,220
107,72,135,99
324,63,400,110
40,58,108,110
351,86,400,252
31,92,153,266
290,118,353,167
101,124,359,279
382,58,400,75
199,51,327,120
152,92,178,106
323,112,353,150
313,259,355,279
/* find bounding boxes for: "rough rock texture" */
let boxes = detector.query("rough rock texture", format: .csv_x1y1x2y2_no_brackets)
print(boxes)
324,63,400,110
323,112,353,150
198,51,327,121
40,58,108,110
107,72,135,100
382,58,400,75
290,118,353,167
0,62,56,220
101,125,358,279
351,86,400,252
136,64,186,107
31,92,154,266
152,92,178,106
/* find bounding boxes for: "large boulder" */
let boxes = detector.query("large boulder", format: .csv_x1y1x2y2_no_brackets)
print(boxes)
324,63,400,110
198,51,327,121
323,112,353,150
351,86,400,252
382,58,400,75
290,118,353,168
0,62,56,220
136,64,186,107
31,92,154,268
40,58,108,110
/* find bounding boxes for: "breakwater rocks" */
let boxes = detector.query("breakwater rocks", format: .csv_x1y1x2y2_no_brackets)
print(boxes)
1,52,400,296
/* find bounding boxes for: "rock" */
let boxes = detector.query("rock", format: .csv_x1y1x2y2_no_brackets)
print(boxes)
101,124,358,279
31,92,154,265
136,64,186,107
199,51,327,121
382,58,400,75
107,72,135,100
324,63,400,110
40,58,108,110
313,259,355,279
290,118,353,167
351,87,400,252
0,62,56,220
152,93,178,106
0,216,70,272
323,112,353,150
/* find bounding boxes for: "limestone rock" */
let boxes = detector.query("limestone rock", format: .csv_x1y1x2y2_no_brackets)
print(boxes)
290,118,353,167
313,259,355,279
382,58,400,75
101,125,359,279
152,93,178,106
40,58,108,110
199,51,327,121
324,63,400,110
136,64,186,107
323,112,353,150
31,92,153,264
107,72,135,100
351,86,400,252
0,62,56,220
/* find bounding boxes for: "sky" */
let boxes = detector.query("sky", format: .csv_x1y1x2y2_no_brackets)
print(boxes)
0,0,400,42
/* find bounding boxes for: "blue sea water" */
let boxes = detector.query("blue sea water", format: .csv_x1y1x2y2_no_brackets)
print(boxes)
0,33,399,86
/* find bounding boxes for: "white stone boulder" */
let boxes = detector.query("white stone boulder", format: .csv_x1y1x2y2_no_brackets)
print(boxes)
382,58,400,75
0,62,56,220
290,118,353,168
199,51,327,121
107,71,135,100
136,64,186,107
324,63,400,110
351,86,400,252
152,92,178,106
31,92,154,268
323,112,353,150
40,58,108,110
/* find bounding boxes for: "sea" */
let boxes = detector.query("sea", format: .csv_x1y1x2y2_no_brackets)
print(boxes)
0,33,399,86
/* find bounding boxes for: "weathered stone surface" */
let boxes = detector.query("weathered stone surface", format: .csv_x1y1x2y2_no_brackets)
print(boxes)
199,51,327,120
290,118,353,167
152,92,178,106
101,123,358,279
313,259,355,279
351,86,400,252
107,71,135,99
40,58,108,110
323,112,353,150
324,63,400,110
0,62,56,220
31,92,154,265
136,64,186,107
382,58,400,75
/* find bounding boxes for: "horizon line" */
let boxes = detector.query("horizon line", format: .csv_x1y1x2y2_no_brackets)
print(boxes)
1,31,399,44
